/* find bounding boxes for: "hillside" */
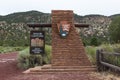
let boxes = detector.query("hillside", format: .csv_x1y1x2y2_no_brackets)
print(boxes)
0,10,51,23
0,10,119,46
109,14,120,20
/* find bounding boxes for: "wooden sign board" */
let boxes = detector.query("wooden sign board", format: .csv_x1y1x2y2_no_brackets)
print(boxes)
30,31,45,54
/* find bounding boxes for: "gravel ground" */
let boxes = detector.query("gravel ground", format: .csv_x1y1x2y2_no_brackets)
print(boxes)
0,52,23,80
0,52,102,80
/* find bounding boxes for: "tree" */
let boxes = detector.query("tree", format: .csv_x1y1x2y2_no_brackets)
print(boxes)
90,37,100,46
109,16,120,43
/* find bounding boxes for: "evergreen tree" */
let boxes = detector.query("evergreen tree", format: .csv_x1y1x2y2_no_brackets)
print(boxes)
109,16,120,43
90,37,99,46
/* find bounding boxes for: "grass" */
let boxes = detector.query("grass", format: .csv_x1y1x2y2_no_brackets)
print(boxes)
91,71,120,80
17,45,51,69
0,46,26,53
85,43,120,68
98,44,120,67
43,45,52,64
17,43,120,69
17,47,31,69
80,43,120,73
85,46,97,65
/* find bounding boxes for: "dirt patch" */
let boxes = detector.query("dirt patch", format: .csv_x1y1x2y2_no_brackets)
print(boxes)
0,52,23,80
90,72,120,80
9,72,102,80
0,52,102,80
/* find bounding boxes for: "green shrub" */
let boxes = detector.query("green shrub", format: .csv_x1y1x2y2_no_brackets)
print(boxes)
100,44,120,67
91,44,120,69
85,46,97,65
85,44,120,65
90,37,101,46
17,48,43,69
112,44,120,53
18,48,30,69
17,45,51,69
29,55,42,68
99,43,120,52
102,53,120,67
43,45,51,64
100,44,114,52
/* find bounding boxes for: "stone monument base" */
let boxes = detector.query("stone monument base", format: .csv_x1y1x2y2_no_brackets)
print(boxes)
23,64,96,74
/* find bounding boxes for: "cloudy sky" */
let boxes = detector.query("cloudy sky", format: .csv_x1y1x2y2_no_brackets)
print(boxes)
0,0,120,16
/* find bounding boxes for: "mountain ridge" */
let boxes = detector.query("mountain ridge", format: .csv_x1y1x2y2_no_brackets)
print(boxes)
0,10,119,18
0,10,51,23
0,10,119,24
0,10,120,46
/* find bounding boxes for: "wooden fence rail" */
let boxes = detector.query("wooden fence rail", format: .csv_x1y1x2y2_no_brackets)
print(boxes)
96,50,120,71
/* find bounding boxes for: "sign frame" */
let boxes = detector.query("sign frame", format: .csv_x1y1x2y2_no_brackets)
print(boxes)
30,31,45,54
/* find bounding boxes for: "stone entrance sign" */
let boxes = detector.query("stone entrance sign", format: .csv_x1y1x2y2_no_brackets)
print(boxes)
28,10,92,67
51,10,91,66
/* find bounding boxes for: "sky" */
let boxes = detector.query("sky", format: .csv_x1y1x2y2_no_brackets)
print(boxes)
0,0,120,16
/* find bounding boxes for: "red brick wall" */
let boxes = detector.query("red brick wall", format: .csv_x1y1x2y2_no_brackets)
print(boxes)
51,10,92,66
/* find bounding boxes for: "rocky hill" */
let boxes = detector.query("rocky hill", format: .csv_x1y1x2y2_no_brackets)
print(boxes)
80,15,111,37
0,10,119,46
0,10,51,23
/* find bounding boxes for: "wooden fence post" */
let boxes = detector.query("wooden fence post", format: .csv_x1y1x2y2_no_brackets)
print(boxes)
100,49,104,61
96,49,101,71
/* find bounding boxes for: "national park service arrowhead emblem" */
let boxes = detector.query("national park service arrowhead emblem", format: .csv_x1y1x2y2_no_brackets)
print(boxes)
57,21,71,38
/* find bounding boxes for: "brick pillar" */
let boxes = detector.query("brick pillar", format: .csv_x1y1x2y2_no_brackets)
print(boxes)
51,10,92,66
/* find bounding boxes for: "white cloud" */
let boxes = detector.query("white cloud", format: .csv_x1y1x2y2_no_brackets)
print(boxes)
0,0,120,16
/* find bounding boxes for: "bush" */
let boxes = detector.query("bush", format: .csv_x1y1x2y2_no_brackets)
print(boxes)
102,54,120,67
112,44,120,53
29,55,43,68
45,34,52,45
90,37,101,46
17,48,29,69
85,44,119,65
100,44,114,52
17,48,43,69
85,46,97,65
100,44,120,67
85,44,120,67
109,16,120,43
17,45,51,69
43,45,51,64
